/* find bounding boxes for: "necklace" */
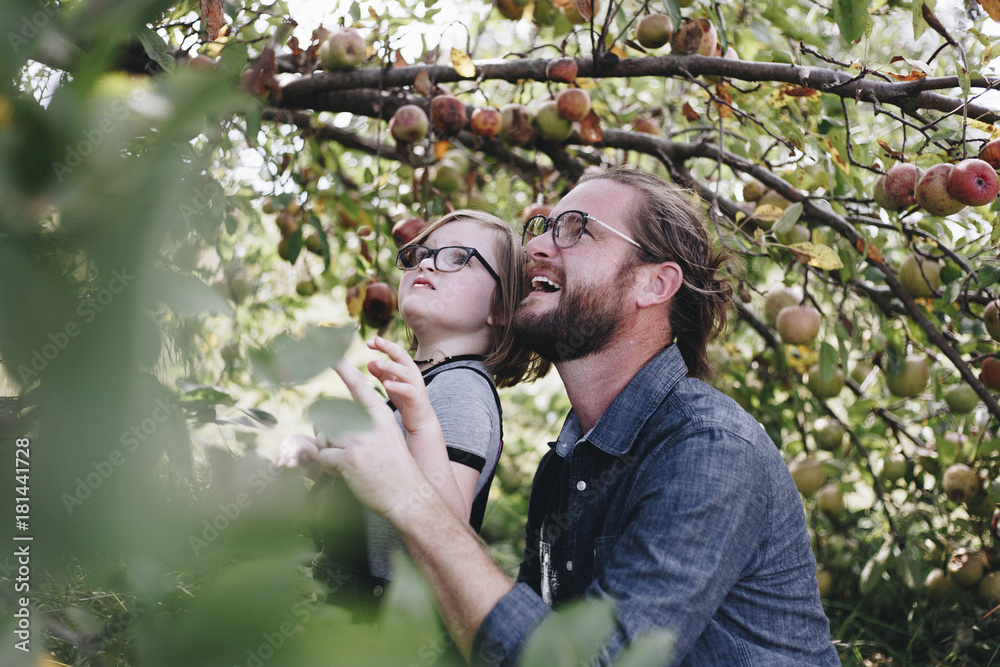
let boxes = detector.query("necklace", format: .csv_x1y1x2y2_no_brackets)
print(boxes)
412,351,486,366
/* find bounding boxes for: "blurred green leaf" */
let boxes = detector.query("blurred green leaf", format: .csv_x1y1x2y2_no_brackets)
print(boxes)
307,397,374,436
250,324,354,385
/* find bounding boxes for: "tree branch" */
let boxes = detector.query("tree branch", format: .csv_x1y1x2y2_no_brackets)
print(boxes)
278,55,1000,123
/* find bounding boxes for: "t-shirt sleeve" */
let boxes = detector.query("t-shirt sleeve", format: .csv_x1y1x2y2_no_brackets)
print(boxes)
425,369,500,476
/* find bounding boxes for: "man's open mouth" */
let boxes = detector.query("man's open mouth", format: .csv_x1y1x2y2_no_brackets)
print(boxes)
531,276,562,293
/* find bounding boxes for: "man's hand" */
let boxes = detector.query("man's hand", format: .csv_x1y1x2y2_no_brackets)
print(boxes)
311,359,434,522
274,434,323,478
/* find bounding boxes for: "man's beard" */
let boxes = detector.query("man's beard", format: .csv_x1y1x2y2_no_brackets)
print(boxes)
512,270,635,362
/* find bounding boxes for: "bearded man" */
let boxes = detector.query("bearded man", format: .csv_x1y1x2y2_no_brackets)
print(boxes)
318,167,840,666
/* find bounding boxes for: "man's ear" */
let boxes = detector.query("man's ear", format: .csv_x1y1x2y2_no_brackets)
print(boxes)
636,261,683,308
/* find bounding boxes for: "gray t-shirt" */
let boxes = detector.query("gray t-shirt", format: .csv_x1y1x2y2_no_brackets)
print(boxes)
365,357,502,579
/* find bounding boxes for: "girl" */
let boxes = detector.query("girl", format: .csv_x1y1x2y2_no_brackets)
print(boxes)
276,209,547,614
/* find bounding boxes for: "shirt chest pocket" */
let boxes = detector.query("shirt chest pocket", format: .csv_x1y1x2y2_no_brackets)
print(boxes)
592,533,620,579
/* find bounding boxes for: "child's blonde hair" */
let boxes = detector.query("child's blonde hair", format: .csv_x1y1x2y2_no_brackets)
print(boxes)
406,209,550,388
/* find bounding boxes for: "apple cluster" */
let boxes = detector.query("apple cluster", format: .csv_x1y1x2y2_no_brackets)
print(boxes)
874,144,1000,217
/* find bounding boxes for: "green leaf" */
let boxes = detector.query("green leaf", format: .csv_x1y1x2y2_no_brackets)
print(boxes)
249,324,354,385
913,0,930,40
307,397,374,436
772,202,803,237
834,0,870,44
957,65,971,97
612,630,676,667
136,26,176,73
520,597,617,667
976,265,1000,289
154,271,233,316
819,342,839,382
939,279,962,306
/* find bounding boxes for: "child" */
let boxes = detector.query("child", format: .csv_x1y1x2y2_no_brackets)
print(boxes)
275,210,548,613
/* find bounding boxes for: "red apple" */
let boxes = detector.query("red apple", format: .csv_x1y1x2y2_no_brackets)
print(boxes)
556,88,591,122
984,300,1000,341
978,138,1000,169
362,281,397,327
388,104,429,144
500,103,535,146
872,175,903,211
495,0,524,20
430,94,467,136
632,117,661,134
671,18,717,56
470,107,503,137
636,13,674,49
883,163,920,207
775,304,821,344
947,158,1000,206
392,216,426,246
545,57,578,83
319,28,366,70
916,163,966,217
562,0,600,24
981,356,1000,390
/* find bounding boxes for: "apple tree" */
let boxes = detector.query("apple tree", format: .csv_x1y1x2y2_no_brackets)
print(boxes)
3,0,1000,664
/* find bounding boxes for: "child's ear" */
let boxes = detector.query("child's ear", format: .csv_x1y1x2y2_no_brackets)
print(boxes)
487,315,503,326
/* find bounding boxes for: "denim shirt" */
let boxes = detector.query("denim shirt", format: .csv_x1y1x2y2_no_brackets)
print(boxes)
473,345,839,666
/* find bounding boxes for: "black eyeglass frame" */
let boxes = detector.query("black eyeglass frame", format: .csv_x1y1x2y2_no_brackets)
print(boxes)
395,245,502,286
521,209,644,250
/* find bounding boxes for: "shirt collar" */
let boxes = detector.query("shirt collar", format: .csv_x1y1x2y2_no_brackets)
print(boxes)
553,345,689,458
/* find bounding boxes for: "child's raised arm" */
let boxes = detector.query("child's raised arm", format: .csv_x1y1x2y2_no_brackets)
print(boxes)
365,337,474,522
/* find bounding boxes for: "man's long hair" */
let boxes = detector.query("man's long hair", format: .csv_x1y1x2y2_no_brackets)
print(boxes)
581,167,739,379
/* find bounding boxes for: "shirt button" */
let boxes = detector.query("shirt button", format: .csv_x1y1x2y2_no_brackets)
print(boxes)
576,480,586,491
566,561,574,571
373,584,384,598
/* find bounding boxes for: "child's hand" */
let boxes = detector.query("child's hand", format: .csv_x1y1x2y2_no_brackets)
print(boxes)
366,337,437,437
275,434,323,477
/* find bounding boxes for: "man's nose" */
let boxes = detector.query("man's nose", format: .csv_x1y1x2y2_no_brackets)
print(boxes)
525,228,556,260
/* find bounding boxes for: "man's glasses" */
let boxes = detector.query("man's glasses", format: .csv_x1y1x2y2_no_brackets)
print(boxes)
395,245,502,285
521,210,643,250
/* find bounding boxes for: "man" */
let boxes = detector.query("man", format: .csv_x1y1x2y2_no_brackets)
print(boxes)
321,167,840,665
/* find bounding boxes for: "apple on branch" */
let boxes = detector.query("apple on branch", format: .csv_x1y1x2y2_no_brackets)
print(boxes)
470,107,503,137
947,158,1000,206
635,13,674,49
388,104,429,145
915,163,966,217
556,88,591,122
319,28,366,70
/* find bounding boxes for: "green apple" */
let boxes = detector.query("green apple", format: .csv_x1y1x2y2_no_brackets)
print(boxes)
941,463,979,503
789,458,825,496
944,384,979,414
534,100,574,141
816,484,844,517
806,366,844,399
885,356,929,398
898,254,942,297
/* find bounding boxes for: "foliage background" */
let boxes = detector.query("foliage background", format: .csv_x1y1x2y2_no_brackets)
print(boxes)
2,0,1000,664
